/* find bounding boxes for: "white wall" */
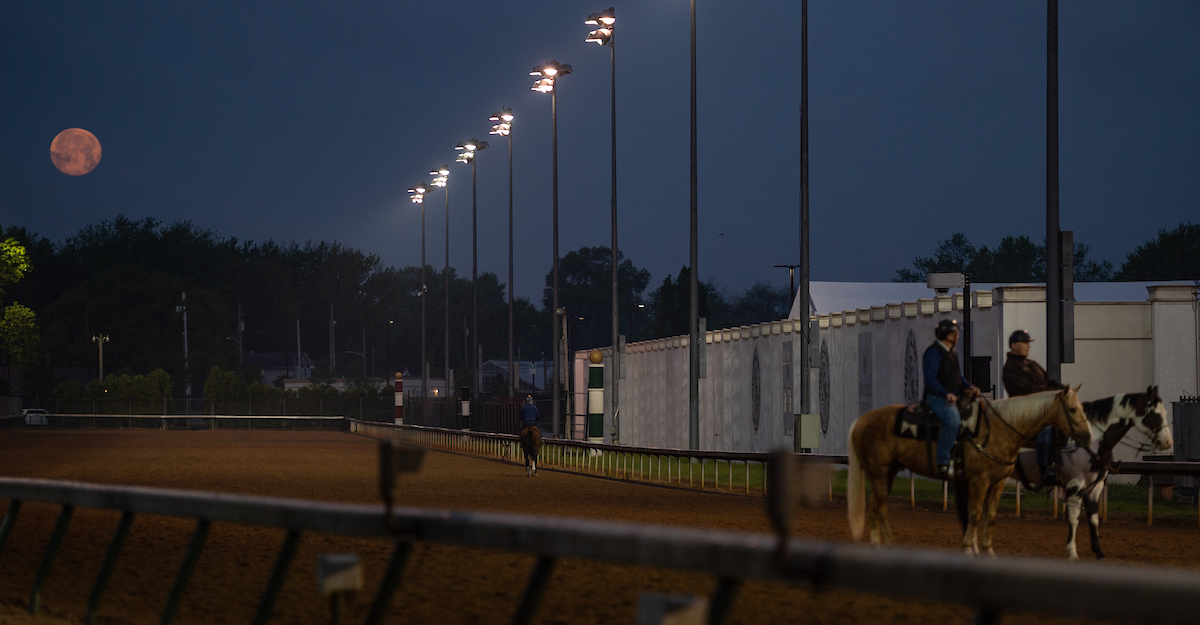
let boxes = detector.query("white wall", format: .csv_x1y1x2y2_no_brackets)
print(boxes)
603,284,1199,467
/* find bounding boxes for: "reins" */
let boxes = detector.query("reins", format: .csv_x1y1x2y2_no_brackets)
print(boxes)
969,393,1086,468
967,398,1021,466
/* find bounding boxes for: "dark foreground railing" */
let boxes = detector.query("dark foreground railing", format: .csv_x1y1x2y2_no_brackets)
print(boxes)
3,476,1200,625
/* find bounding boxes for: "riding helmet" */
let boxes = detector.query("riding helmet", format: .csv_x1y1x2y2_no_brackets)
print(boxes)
524,395,534,405
1009,329,1033,346
935,319,959,340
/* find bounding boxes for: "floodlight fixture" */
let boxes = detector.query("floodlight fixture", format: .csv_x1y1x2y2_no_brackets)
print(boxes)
489,108,513,136
407,184,426,203
585,8,615,26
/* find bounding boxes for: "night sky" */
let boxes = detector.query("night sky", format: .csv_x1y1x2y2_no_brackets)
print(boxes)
2,2,1197,302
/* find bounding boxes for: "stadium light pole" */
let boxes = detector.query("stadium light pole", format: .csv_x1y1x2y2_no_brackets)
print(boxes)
92,334,110,382
774,264,800,310
585,7,621,442
408,183,429,398
688,0,699,450
455,139,488,397
430,165,451,392
490,108,516,396
532,60,572,437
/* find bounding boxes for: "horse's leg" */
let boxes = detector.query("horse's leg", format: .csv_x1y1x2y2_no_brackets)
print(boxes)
1064,489,1082,560
980,480,1006,557
878,467,901,545
962,476,986,555
868,474,892,547
1084,488,1105,559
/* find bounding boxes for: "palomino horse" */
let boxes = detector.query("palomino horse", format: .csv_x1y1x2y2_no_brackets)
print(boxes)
849,387,1092,554
519,425,542,477
1013,386,1172,560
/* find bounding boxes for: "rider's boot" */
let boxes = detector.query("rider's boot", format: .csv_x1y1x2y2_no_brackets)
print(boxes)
937,464,954,480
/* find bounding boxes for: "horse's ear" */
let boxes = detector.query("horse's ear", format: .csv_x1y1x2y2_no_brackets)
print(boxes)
1073,384,1083,394
1148,385,1159,399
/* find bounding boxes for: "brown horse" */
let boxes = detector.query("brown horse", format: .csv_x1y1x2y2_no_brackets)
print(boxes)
519,425,542,477
848,388,1091,554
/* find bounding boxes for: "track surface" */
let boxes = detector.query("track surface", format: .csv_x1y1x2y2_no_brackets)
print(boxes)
0,430,1197,624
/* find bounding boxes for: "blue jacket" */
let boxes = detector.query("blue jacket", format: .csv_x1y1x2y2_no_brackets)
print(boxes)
520,403,539,427
923,340,968,398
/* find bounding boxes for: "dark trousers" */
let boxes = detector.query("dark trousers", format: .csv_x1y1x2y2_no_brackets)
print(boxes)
1035,426,1054,474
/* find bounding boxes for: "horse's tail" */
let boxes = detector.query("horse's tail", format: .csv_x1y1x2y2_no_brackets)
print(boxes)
847,419,866,541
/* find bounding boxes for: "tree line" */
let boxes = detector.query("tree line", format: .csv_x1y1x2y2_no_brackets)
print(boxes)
0,217,791,399
893,224,1199,283
4,217,1191,399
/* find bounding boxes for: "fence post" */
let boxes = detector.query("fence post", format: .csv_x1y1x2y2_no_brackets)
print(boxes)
394,373,404,425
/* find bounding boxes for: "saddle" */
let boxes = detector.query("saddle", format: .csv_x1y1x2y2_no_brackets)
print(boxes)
894,402,971,479
893,402,941,440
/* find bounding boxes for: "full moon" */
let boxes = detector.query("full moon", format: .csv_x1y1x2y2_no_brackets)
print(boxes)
50,128,102,176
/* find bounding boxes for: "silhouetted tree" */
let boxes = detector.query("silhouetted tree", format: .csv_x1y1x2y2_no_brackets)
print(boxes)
895,233,1113,283
1117,222,1200,281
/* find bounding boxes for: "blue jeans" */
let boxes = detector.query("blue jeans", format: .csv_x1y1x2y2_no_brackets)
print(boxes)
926,393,961,466
1035,426,1054,474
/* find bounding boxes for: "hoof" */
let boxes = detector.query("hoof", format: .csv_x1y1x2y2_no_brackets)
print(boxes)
1095,552,1106,560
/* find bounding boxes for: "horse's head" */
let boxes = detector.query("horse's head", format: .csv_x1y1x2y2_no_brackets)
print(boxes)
1056,386,1093,448
1129,386,1173,451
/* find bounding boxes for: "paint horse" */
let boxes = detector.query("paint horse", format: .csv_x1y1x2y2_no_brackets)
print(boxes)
1014,386,1172,560
849,388,1092,554
519,424,542,477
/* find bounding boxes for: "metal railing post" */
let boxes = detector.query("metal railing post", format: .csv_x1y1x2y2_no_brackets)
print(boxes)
160,519,211,625
0,500,21,563
708,578,742,625
30,504,74,614
251,529,302,625
509,556,556,625
363,541,414,625
86,510,135,625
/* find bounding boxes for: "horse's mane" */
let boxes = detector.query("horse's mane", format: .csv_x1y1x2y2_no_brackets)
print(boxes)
991,390,1065,425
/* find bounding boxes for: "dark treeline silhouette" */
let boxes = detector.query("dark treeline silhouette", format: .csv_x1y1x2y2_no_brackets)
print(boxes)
894,226,1199,283
3,218,796,398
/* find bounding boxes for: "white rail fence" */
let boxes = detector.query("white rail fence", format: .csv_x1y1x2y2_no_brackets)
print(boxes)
350,420,1200,525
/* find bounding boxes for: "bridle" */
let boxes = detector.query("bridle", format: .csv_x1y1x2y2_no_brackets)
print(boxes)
969,392,1086,467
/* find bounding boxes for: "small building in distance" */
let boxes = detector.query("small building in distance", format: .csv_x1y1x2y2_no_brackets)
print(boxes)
246,352,314,387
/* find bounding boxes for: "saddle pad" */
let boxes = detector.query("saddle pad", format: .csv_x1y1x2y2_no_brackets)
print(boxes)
893,405,940,440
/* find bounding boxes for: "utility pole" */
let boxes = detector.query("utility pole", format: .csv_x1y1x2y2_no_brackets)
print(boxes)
237,302,244,368
800,0,812,429
175,292,190,397
92,334,110,382
329,305,337,375
1045,0,1062,381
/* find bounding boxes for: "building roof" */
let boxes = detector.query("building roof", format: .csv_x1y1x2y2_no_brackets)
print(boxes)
789,281,1198,318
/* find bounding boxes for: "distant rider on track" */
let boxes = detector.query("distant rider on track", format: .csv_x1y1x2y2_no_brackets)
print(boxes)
519,395,539,437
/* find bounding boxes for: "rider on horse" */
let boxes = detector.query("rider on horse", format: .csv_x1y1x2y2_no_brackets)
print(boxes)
1002,329,1065,486
923,319,976,480
519,395,539,435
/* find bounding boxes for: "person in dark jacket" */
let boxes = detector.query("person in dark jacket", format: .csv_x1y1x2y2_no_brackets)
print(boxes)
1002,329,1064,485
519,395,539,435
1002,329,1064,397
923,319,976,479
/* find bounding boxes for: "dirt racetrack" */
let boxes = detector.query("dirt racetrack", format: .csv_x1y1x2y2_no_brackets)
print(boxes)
1,430,1197,625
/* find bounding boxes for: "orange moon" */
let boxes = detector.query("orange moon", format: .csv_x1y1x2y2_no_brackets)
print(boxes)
50,128,102,176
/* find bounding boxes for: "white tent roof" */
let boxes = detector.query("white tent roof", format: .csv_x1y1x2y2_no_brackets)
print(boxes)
789,281,1198,318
